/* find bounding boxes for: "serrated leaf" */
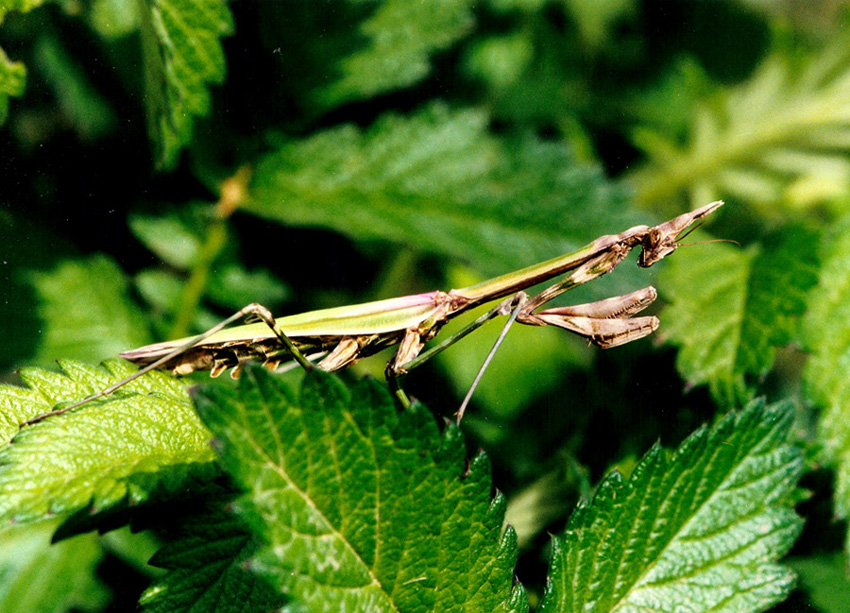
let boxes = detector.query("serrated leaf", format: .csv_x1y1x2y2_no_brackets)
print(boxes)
140,494,285,613
541,398,804,613
801,214,850,525
631,41,850,213
0,520,108,613
139,0,233,169
0,360,217,525
23,255,151,365
658,226,820,406
317,0,475,107
249,104,645,290
194,367,527,612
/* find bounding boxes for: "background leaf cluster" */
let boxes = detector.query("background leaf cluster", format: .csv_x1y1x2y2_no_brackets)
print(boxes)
2,0,850,610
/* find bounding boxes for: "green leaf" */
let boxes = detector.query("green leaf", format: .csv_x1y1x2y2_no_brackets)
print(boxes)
140,494,285,613
541,398,804,612
0,360,217,524
25,255,151,365
129,213,204,269
801,214,850,524
206,265,288,310
631,41,850,213
0,45,25,124
139,0,233,169
0,520,108,613
194,367,528,612
249,104,645,289
318,0,475,107
658,226,820,406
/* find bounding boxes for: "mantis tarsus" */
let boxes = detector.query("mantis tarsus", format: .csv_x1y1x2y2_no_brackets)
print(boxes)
24,201,724,426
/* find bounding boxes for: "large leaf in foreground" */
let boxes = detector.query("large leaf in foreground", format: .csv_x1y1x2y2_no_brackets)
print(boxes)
195,368,528,613
0,361,216,525
659,226,819,406
248,104,644,289
542,398,803,612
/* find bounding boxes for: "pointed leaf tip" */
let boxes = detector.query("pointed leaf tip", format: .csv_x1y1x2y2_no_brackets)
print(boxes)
195,366,525,611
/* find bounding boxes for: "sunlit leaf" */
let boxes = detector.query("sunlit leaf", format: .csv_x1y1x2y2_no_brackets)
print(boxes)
631,40,850,215
542,399,803,612
659,226,819,406
0,361,216,525
249,104,646,293
195,367,529,612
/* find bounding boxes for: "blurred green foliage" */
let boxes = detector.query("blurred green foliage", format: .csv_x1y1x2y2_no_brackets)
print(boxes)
2,0,850,610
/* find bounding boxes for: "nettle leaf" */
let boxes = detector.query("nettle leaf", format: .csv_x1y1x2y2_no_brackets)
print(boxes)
801,214,850,524
25,255,151,366
541,399,803,613
0,361,217,525
195,367,528,612
631,41,850,214
139,0,233,169
140,494,285,613
249,104,645,289
318,0,475,107
658,226,820,406
0,520,108,613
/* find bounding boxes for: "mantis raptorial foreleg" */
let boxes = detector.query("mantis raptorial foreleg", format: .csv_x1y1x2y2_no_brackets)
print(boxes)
520,287,660,349
20,202,725,427
388,247,647,417
452,286,659,422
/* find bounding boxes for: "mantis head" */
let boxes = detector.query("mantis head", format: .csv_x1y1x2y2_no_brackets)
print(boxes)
637,200,724,267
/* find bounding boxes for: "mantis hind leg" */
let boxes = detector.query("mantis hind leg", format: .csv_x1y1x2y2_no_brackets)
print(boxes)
241,303,314,372
22,302,312,427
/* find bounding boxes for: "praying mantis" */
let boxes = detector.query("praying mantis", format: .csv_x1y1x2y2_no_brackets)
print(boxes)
24,201,724,426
